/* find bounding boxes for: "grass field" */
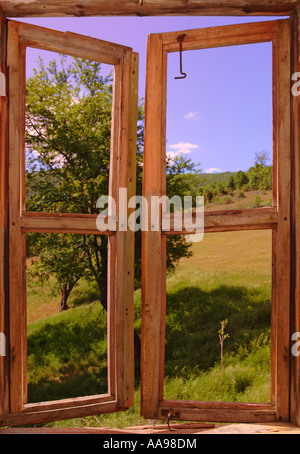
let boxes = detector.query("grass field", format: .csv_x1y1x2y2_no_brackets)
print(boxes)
25,227,272,428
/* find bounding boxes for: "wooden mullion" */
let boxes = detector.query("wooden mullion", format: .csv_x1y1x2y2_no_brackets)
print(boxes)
163,207,278,235
20,212,116,235
158,48,168,404
0,14,9,425
273,19,291,422
122,51,139,408
141,32,165,419
114,48,134,409
290,5,300,427
106,56,121,400
7,20,23,414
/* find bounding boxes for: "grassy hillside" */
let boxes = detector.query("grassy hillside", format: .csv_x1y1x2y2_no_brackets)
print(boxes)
25,229,272,428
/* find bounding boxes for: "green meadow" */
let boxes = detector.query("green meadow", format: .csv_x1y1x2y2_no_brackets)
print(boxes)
25,228,272,428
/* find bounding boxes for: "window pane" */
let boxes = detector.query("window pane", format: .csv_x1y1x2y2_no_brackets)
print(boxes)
164,230,272,403
26,232,109,403
166,42,273,210
25,48,113,215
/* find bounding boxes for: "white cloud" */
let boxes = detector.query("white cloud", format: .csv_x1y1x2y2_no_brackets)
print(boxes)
167,142,199,160
183,111,202,120
205,167,222,174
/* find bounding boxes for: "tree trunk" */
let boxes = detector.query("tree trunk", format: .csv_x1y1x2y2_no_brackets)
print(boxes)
59,280,78,312
92,235,142,362
60,283,70,311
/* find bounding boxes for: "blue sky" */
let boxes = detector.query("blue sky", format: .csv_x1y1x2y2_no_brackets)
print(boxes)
15,15,287,173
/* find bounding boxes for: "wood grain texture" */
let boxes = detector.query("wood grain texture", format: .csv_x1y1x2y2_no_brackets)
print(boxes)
0,0,298,17
141,32,165,419
122,51,139,408
16,20,130,65
159,401,275,423
289,5,300,427
142,19,292,424
7,20,24,414
0,19,138,426
272,19,291,422
162,20,279,52
6,399,121,426
163,207,278,235
20,212,115,234
0,15,9,425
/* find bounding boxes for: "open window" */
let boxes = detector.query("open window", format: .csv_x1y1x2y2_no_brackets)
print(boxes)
5,20,138,425
141,20,291,423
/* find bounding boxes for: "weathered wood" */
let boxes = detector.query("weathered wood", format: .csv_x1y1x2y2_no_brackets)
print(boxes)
6,399,121,426
1,19,138,426
113,47,135,409
159,401,276,423
142,19,292,425
290,5,300,427
161,399,274,410
106,55,121,400
162,20,279,53
16,20,130,65
158,49,168,404
273,19,291,422
20,212,115,234
122,51,139,408
141,32,165,419
24,393,113,412
163,207,278,235
0,14,9,425
0,0,298,17
7,20,24,414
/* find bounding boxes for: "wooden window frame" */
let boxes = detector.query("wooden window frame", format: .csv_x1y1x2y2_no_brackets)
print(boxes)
4,19,138,426
141,19,291,423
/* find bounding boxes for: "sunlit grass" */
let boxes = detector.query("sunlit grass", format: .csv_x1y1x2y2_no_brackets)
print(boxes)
25,229,272,427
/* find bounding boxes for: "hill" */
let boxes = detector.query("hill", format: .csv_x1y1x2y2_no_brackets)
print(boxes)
26,229,272,428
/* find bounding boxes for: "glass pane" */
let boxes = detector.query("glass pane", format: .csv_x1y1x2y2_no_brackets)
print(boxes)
26,232,109,403
164,230,272,403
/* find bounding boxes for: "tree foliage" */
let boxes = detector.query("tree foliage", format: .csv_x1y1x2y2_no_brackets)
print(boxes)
26,56,195,314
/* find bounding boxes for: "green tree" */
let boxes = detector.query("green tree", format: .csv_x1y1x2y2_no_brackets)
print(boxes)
234,170,248,189
27,233,90,311
227,175,235,191
26,56,116,312
247,151,272,191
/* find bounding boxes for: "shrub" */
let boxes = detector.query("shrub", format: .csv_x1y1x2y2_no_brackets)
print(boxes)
252,195,262,208
221,195,233,205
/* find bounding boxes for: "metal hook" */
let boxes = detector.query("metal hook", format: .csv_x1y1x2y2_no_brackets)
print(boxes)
174,34,187,80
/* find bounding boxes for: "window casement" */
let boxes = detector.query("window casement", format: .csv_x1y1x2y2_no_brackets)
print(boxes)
4,20,138,425
141,19,291,423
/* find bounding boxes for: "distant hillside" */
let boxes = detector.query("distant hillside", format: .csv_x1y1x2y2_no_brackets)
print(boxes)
196,171,236,186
